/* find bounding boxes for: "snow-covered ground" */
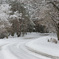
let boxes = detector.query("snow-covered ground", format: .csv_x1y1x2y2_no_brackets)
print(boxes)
26,33,59,59
0,32,58,59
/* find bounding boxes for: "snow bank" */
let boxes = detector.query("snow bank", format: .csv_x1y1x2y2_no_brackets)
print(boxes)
26,36,59,58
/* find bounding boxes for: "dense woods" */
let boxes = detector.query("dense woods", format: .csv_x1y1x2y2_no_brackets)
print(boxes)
0,0,59,39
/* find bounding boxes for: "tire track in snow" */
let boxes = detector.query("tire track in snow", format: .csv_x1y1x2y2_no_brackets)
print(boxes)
1,43,18,59
7,42,40,59
0,43,9,59
7,41,51,59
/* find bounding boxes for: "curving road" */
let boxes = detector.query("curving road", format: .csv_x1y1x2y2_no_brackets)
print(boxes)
0,33,51,59
1,39,41,59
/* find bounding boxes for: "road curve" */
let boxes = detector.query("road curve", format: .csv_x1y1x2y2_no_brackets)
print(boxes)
1,38,51,59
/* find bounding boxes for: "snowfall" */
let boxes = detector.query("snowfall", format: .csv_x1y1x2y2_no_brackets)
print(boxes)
0,32,59,59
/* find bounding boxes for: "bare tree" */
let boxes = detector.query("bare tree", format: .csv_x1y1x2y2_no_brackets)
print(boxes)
47,0,59,40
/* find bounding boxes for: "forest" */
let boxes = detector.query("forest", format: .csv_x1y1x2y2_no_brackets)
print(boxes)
0,0,58,38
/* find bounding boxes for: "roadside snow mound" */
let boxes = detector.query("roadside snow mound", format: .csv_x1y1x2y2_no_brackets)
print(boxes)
26,36,59,58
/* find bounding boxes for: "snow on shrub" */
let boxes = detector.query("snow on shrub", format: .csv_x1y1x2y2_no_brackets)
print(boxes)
0,4,12,38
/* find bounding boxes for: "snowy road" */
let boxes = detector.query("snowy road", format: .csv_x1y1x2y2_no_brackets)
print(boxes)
7,41,40,59
0,51,4,59
0,38,50,59
0,33,51,59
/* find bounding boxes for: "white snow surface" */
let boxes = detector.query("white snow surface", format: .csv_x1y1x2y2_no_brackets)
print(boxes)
0,32,57,59
26,33,59,58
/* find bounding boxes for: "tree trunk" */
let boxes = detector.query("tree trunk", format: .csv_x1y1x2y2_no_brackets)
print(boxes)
57,23,59,40
57,30,59,40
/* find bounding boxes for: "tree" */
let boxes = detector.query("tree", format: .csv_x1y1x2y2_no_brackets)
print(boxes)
9,0,35,36
0,4,11,38
47,0,59,40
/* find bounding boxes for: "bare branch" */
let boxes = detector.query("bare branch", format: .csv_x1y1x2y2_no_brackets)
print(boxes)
48,1,59,11
48,12,58,31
